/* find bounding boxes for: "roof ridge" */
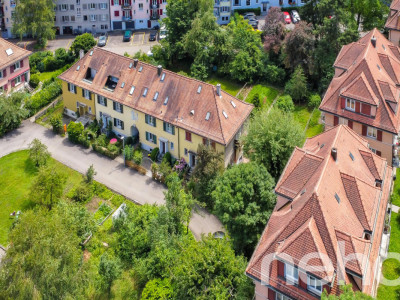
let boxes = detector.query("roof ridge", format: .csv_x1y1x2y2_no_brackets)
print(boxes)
335,229,363,273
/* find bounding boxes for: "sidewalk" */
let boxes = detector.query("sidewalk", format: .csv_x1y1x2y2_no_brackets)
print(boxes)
0,120,224,239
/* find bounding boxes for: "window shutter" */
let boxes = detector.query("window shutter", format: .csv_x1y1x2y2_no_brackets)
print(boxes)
104,98,107,107
160,9,163,15
20,60,24,68
172,125,175,135
333,116,338,126
146,132,149,140
21,74,25,82
377,130,382,141
277,261,284,277
348,120,353,129
121,121,124,130
268,289,276,300
341,97,345,109
11,80,15,87
153,134,157,144
97,96,100,104
299,271,307,290
82,89,85,97
153,118,156,127
362,125,367,136
163,121,166,131
68,83,71,91
376,150,382,156
74,85,77,94
3,69,6,77
113,101,116,110
361,104,371,115
114,118,117,127
145,114,148,124
120,105,123,113
323,284,331,295
4,84,7,90
355,101,361,113
89,92,92,100
119,0,122,5
10,65,14,73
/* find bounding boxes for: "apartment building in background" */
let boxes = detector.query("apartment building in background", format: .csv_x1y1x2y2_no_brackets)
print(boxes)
0,37,31,94
110,0,167,30
58,47,253,167
320,29,400,166
247,125,392,299
385,0,400,46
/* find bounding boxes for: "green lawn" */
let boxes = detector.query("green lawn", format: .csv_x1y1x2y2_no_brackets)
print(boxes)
37,70,63,82
206,76,243,97
391,169,400,207
0,150,84,246
36,100,64,128
377,212,400,299
306,109,324,138
293,105,312,129
245,84,280,108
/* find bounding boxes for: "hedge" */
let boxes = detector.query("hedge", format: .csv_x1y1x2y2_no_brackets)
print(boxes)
234,8,261,16
281,6,301,13
126,160,147,175
25,81,62,115
92,144,120,159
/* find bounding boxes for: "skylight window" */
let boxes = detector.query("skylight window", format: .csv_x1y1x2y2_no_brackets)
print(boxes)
129,86,135,95
320,143,325,149
205,112,210,120
5,48,13,56
90,50,93,56
139,66,143,72
377,64,381,71
197,85,202,94
349,152,355,161
143,88,148,97
335,193,341,204
161,73,166,81
129,62,133,69
76,65,80,71
121,82,125,88
222,111,228,119
231,101,236,108
153,92,159,101
382,44,386,51
163,96,169,105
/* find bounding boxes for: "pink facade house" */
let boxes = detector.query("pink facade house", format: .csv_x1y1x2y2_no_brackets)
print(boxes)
110,0,166,30
0,37,31,95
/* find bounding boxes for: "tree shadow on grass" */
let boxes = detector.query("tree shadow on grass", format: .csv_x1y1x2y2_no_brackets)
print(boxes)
24,158,39,176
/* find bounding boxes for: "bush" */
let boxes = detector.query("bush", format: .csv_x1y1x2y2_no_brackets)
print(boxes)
158,160,172,183
49,114,63,134
92,144,120,159
124,146,134,161
78,134,91,148
29,74,40,89
234,7,261,15
73,182,93,202
96,134,108,147
107,143,119,153
29,51,53,72
276,95,294,112
133,149,143,165
150,147,159,162
25,81,62,114
249,93,261,108
308,93,321,109
162,152,172,166
67,121,84,143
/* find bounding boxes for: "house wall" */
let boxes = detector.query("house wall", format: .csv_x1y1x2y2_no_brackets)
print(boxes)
323,112,395,166
2,0,15,38
62,81,96,118
0,56,30,94
254,281,269,300
389,30,400,47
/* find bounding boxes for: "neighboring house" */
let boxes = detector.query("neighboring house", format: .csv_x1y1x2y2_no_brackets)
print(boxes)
319,29,400,166
1,0,16,38
246,125,392,299
55,0,110,35
0,37,31,94
58,47,253,167
385,0,400,46
110,0,166,30
214,0,231,25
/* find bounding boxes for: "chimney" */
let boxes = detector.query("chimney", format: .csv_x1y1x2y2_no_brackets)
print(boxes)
331,148,337,161
157,65,162,76
79,49,85,59
133,59,138,68
216,83,221,96
371,36,376,48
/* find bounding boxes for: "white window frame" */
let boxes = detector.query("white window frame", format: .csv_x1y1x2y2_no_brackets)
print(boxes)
69,83,76,93
99,2,107,9
84,89,91,99
307,275,322,295
276,292,291,300
369,147,377,154
139,3,143,10
101,14,107,21
0,71,3,79
170,142,174,150
346,98,355,111
61,4,68,11
285,263,298,284
115,118,123,129
98,95,106,106
14,75,21,86
90,14,96,21
76,7,81,16
146,132,156,143
114,102,123,113
367,126,377,139
123,10,130,18
89,3,96,9
14,61,20,70
165,122,174,134
113,0,119,5
148,115,155,126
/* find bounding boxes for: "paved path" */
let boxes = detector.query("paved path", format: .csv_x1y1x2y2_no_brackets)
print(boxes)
0,120,224,239
392,204,400,213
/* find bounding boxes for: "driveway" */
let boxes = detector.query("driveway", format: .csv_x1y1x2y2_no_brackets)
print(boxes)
0,120,224,239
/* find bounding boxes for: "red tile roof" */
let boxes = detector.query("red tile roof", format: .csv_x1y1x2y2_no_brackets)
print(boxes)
246,125,391,296
0,38,31,70
320,29,400,134
386,0,400,31
58,47,253,145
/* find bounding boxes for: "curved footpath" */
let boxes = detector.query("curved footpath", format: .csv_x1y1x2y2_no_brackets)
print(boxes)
0,120,223,239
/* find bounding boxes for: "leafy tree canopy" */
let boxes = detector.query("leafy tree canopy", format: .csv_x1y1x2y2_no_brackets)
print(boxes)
263,7,286,54
285,65,309,102
322,284,373,299
0,93,27,137
28,138,50,167
70,33,97,58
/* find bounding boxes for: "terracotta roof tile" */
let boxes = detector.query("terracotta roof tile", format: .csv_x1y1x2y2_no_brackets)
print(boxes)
0,38,31,69
386,10,400,31
340,73,378,105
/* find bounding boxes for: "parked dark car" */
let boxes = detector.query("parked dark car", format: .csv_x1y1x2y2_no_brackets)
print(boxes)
123,30,132,42
290,10,300,23
149,32,157,41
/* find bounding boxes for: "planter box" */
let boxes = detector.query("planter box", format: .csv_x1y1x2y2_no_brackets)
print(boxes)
126,160,147,175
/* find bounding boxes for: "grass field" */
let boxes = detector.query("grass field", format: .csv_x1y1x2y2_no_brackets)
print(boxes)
377,212,400,299
306,109,324,138
391,169,400,207
245,84,280,108
0,150,84,245
206,76,243,97
37,70,63,82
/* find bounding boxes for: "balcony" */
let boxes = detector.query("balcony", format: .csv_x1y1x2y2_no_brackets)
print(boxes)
151,2,159,9
122,4,131,9
150,13,159,20
122,16,132,21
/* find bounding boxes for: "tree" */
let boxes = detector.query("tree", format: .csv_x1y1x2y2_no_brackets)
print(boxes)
322,284,373,299
50,114,63,134
263,7,286,53
0,206,90,299
85,164,96,184
0,94,27,137
242,108,304,180
70,33,97,58
99,252,122,294
67,121,84,143
249,92,261,108
212,162,276,256
141,278,173,300
282,21,315,74
346,0,389,31
285,65,309,102
191,144,224,209
276,95,294,112
12,0,55,47
30,166,67,209
172,236,254,299
308,93,322,109
28,138,51,167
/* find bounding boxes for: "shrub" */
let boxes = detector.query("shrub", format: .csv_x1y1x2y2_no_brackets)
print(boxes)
92,144,120,159
78,134,91,148
249,93,261,108
276,95,294,113
124,146,134,161
163,152,172,166
67,121,84,143
133,149,143,165
73,182,93,202
308,93,321,109
150,147,159,162
107,143,119,153
234,7,261,15
158,160,172,184
49,114,63,134
151,163,159,180
29,74,40,89
96,134,108,147
25,81,62,114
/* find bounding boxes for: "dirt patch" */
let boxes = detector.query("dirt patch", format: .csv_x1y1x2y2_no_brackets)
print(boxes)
83,249,91,262
237,86,253,101
86,197,103,213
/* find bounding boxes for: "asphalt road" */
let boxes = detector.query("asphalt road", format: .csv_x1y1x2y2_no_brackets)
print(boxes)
0,120,224,239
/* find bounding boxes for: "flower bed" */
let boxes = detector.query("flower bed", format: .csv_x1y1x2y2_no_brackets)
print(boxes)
126,160,147,175
92,144,120,159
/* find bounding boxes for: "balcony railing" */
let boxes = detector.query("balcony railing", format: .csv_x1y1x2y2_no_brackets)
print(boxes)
150,13,159,20
122,16,132,21
122,4,131,9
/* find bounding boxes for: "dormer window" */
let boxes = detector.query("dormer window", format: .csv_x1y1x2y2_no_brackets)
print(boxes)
367,126,377,139
307,275,322,295
104,75,119,91
84,67,96,83
285,263,298,284
346,99,355,111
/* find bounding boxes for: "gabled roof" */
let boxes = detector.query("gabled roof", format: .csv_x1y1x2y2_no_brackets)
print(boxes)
386,0,400,31
0,38,32,70
320,29,400,134
246,125,391,294
58,47,253,145
390,0,400,11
